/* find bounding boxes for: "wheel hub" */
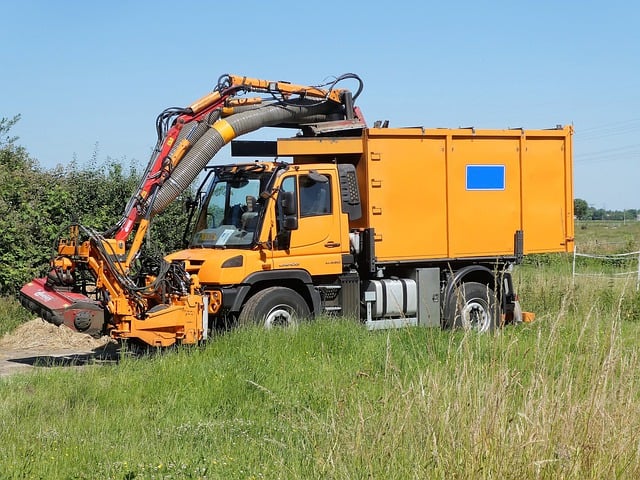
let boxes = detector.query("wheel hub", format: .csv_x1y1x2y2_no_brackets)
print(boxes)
461,300,491,332
264,305,295,329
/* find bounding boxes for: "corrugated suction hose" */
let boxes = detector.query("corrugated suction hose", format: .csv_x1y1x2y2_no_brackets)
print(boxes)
151,99,336,215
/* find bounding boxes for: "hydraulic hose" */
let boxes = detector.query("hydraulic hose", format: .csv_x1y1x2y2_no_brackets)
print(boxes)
151,99,338,215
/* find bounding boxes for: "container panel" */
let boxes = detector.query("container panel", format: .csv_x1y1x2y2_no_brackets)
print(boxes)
361,136,448,261
521,137,572,253
447,137,521,257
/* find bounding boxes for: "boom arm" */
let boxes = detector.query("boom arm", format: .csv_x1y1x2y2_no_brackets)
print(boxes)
113,74,354,243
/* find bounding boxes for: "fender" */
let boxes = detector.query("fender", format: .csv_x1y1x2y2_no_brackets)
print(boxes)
226,269,321,316
442,265,498,321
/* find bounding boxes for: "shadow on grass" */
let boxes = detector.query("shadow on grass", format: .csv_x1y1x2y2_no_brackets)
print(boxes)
6,342,122,368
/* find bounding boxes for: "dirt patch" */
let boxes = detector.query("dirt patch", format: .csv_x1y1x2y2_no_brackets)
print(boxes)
0,319,110,351
0,319,116,378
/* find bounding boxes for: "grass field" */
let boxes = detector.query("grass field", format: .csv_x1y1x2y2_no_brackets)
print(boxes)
575,219,640,252
0,296,33,338
1,222,640,479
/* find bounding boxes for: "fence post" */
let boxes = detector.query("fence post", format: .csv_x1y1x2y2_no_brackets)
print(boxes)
636,251,640,292
572,243,577,287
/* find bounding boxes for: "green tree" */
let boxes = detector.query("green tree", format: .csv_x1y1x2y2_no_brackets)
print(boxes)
574,198,589,220
62,155,141,230
0,117,192,294
592,208,606,220
0,116,58,292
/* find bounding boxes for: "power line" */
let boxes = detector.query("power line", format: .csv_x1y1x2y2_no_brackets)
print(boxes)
576,118,640,138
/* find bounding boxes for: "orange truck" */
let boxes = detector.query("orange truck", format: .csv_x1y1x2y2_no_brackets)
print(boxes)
20,74,574,347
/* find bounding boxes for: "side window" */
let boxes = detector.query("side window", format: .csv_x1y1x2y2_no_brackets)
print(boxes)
280,176,297,202
299,175,331,217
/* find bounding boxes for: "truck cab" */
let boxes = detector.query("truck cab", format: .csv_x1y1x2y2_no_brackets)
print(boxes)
168,161,358,329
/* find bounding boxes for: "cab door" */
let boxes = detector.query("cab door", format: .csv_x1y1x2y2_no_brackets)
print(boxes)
270,169,346,275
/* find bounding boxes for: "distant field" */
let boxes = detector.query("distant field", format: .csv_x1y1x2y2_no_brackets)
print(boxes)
1,221,640,478
575,219,640,251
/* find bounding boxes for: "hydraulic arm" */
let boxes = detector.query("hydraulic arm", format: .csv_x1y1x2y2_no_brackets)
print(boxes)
20,73,365,346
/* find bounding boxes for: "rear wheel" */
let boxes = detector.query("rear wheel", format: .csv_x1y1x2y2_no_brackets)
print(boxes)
238,286,310,328
446,282,498,333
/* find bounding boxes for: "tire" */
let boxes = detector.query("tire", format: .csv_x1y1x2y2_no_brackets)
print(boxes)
445,282,498,333
238,286,310,329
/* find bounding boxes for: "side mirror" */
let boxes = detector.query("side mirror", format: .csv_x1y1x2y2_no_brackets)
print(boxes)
183,195,197,213
308,170,329,184
229,178,249,189
283,215,298,231
278,190,298,232
280,191,297,216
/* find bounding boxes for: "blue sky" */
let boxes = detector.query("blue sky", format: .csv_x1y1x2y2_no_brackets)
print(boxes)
2,1,639,209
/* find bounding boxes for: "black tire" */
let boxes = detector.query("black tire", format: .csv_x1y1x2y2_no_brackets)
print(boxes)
238,286,310,328
445,282,498,333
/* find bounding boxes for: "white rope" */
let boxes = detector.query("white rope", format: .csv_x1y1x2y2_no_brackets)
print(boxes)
574,250,640,259
575,271,636,277
572,245,640,290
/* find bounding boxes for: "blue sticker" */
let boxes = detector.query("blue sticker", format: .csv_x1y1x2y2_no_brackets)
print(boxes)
466,165,505,190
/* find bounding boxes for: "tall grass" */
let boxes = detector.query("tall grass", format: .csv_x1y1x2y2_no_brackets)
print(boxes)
2,222,640,478
0,295,33,337
2,261,640,478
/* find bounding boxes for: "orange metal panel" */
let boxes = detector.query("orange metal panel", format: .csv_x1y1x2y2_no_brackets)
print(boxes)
521,131,574,253
446,136,521,257
360,133,449,262
356,126,573,262
278,137,363,156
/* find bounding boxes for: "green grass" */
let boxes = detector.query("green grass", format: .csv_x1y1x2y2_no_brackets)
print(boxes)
2,283,640,478
2,221,640,478
0,295,34,337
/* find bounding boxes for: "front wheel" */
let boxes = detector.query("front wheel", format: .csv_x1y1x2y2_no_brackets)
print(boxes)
238,286,310,329
445,282,498,333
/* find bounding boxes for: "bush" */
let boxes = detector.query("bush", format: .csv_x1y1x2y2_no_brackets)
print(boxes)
0,116,190,294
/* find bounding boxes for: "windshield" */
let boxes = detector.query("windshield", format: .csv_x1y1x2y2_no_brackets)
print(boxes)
190,166,273,248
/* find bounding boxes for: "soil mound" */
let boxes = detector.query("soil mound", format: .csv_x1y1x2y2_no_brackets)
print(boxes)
0,319,109,352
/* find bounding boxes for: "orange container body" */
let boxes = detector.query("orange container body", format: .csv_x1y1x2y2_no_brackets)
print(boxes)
352,126,574,262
